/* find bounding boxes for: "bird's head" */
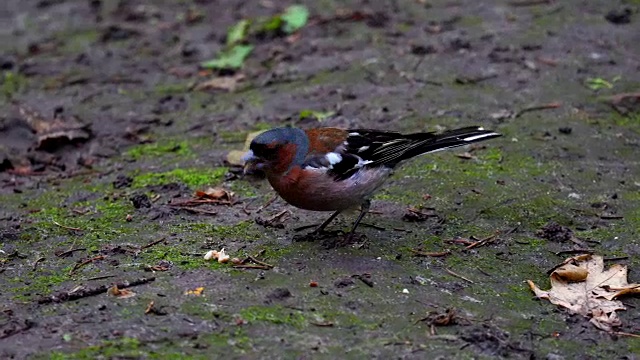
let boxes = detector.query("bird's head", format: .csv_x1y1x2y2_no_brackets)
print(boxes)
243,127,309,175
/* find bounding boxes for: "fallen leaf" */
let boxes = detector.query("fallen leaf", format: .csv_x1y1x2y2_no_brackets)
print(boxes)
299,109,335,121
528,254,640,332
200,44,253,70
194,187,234,201
604,92,640,115
282,5,309,33
185,287,205,296
18,105,91,151
553,263,588,282
108,285,136,299
194,73,245,92
226,19,250,45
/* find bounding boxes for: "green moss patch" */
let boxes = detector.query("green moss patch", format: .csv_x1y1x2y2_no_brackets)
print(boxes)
132,167,228,188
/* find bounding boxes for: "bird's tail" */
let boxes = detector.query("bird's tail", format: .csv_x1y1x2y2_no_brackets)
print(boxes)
347,126,501,167
401,126,501,159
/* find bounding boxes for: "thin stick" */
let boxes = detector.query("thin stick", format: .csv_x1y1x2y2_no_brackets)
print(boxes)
555,249,594,256
179,207,218,215
32,257,45,271
256,196,277,213
232,264,272,270
613,331,640,339
444,268,475,284
465,234,498,250
248,255,274,268
141,237,167,250
69,255,105,275
56,248,86,257
410,249,451,257
514,102,561,118
38,277,155,304
86,274,116,281
53,221,82,231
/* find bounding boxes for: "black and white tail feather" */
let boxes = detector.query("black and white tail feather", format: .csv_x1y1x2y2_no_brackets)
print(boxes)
304,126,501,181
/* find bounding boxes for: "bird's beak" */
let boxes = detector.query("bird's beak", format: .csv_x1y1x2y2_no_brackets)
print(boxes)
242,150,262,175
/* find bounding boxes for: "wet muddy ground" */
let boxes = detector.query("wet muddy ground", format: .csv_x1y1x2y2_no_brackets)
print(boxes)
1,0,639,358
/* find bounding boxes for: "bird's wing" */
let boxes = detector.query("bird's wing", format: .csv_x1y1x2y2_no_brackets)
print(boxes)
302,126,500,181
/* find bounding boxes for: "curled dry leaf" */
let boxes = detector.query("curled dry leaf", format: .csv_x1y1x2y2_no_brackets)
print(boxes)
18,105,91,151
108,285,136,299
528,254,640,332
185,287,205,296
554,263,588,282
194,73,245,92
194,187,234,202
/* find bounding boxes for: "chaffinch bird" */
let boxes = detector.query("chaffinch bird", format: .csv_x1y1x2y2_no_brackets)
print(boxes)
243,126,500,238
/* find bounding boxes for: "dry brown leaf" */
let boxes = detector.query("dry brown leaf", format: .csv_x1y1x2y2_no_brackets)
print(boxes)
194,187,234,201
107,285,136,299
18,106,91,150
226,130,267,166
194,73,245,92
528,254,640,332
185,287,205,296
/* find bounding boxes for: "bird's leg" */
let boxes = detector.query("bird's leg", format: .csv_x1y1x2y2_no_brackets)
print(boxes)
312,210,342,234
346,199,371,238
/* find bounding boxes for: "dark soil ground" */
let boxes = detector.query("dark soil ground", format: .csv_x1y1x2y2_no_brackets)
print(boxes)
1,0,640,358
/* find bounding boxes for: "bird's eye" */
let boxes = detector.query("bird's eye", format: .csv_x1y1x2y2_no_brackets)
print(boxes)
251,143,279,159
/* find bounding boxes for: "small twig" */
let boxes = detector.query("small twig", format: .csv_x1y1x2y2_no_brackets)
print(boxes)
555,249,594,256
465,234,498,250
427,334,460,341
613,331,640,339
444,268,474,284
55,247,86,258
53,221,82,232
69,255,105,275
38,277,155,304
85,274,116,281
256,196,277,213
310,322,334,327
509,0,552,6
145,301,155,314
454,73,498,85
232,264,272,270
32,257,45,271
475,267,492,277
179,207,218,215
361,223,385,231
352,274,374,287
294,224,319,232
169,199,233,207
599,215,623,220
445,238,475,246
266,210,290,223
140,237,167,250
410,249,451,257
247,255,274,269
504,226,519,235
603,256,629,262
514,102,561,118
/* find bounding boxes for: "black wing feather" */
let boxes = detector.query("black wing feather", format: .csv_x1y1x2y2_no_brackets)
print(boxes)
302,126,500,182
346,126,500,167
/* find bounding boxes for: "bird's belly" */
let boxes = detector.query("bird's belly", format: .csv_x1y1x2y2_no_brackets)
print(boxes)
268,167,392,211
